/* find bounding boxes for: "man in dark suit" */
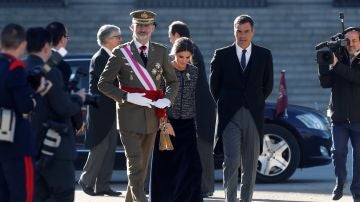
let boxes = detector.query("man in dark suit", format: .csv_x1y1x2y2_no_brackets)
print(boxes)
46,22,72,89
98,10,179,202
209,14,273,202
168,20,216,198
78,24,122,197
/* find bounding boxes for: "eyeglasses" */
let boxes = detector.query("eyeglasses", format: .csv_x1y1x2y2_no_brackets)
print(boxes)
64,35,70,39
112,35,121,39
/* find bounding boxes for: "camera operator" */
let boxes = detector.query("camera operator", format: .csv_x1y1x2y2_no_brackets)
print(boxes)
318,27,360,201
0,23,48,202
25,27,85,202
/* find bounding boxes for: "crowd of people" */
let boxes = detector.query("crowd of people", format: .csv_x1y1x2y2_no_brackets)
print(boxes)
1,8,360,202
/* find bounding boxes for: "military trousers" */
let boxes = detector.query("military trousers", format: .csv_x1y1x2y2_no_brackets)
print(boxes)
120,131,157,202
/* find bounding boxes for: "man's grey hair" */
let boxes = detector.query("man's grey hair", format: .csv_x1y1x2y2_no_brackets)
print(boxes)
97,24,121,46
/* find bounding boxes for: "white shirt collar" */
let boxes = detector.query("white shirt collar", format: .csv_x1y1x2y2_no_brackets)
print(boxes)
134,40,149,54
235,43,252,66
235,43,252,54
102,46,112,56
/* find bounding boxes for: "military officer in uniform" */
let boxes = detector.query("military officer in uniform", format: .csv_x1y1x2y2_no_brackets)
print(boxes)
98,10,179,202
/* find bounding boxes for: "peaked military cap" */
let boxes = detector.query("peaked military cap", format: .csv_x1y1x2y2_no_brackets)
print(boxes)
130,10,156,25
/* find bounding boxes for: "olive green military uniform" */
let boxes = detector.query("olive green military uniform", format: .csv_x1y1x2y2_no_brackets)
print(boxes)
98,40,179,202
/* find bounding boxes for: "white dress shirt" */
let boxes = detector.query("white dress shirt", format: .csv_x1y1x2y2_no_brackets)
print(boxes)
235,43,252,68
134,40,149,56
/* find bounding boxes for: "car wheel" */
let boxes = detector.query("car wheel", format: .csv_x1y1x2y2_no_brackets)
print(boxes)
256,124,300,183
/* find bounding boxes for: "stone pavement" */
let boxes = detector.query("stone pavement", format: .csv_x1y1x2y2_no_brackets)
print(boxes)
74,164,355,202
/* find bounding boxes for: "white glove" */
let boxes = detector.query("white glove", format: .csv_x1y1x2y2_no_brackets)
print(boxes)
152,98,171,109
126,93,152,108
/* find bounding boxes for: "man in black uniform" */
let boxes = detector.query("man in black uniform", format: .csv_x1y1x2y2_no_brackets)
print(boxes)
25,26,85,202
0,23,47,202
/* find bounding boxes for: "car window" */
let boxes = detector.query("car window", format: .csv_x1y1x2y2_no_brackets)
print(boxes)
65,59,90,91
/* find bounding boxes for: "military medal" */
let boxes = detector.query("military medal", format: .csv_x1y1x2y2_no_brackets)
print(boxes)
152,68,157,75
130,70,134,80
156,74,161,81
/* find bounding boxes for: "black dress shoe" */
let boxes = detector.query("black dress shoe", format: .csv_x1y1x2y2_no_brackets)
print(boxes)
78,179,96,196
95,189,122,197
353,194,360,202
332,184,344,200
202,192,214,198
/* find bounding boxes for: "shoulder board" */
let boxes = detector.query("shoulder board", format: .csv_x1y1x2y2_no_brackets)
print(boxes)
119,42,131,48
151,42,166,49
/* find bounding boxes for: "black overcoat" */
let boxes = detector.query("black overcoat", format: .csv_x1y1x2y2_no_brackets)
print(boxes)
85,48,117,149
209,43,273,154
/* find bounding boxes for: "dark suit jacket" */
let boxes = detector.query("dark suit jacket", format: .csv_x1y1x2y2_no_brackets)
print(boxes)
193,43,216,144
85,48,117,149
209,43,273,154
52,50,72,91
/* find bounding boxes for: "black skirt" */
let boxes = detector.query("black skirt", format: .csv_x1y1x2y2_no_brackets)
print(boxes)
150,118,203,202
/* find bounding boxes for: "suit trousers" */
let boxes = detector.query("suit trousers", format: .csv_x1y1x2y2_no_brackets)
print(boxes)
222,107,260,202
35,160,75,202
197,137,215,194
331,122,360,195
80,121,118,192
120,131,157,202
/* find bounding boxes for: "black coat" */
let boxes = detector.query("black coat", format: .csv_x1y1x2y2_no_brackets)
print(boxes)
25,55,82,160
318,54,360,123
209,43,273,154
193,44,216,144
85,48,117,149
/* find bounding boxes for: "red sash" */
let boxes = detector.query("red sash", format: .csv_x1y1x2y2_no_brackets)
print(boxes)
121,86,166,118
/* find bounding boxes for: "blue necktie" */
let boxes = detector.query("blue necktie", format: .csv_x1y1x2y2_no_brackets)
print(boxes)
241,49,247,71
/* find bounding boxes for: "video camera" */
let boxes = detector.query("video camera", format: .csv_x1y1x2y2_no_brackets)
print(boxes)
315,13,348,65
69,66,100,108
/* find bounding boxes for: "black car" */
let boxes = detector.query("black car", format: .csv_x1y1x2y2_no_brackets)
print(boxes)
65,54,332,183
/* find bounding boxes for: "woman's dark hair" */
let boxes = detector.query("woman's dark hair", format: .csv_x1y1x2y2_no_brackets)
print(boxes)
170,37,194,56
